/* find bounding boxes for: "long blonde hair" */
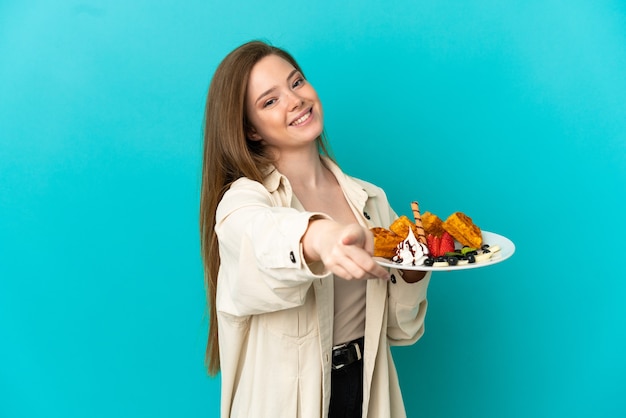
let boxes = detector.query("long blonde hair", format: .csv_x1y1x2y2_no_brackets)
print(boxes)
200,40,333,375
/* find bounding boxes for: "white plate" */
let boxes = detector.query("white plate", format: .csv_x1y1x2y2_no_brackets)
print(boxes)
374,231,515,272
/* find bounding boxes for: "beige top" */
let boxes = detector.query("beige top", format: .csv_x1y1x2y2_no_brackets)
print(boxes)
333,276,366,345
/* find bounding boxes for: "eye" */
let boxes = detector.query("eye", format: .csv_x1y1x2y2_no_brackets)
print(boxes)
292,77,305,88
263,98,277,108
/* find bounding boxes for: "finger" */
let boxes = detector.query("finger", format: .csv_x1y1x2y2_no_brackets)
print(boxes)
341,245,390,280
329,264,354,280
366,262,391,280
326,256,367,280
325,248,375,281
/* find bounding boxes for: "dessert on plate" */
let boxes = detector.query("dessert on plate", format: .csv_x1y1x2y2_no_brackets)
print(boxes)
372,201,502,268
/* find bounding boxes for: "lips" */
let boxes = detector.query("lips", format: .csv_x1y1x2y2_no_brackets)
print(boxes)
290,108,312,126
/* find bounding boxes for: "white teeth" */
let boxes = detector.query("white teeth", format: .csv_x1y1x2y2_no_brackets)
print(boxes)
291,110,311,126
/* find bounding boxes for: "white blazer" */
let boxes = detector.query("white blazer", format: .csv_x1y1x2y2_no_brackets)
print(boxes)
215,157,430,418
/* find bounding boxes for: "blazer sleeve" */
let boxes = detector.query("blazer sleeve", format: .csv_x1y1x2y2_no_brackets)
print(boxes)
215,178,332,317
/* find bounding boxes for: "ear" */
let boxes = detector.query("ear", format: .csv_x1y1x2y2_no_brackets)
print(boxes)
247,125,263,141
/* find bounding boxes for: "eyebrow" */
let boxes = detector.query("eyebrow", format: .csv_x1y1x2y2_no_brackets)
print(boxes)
254,69,300,105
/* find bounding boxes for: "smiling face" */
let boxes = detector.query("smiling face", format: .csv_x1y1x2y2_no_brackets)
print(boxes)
245,54,324,155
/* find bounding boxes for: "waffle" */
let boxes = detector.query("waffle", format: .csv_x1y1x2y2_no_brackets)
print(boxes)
372,215,418,258
388,215,419,242
371,227,402,258
442,212,483,248
422,211,445,237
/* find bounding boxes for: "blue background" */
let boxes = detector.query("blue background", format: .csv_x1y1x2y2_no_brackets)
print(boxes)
1,1,625,417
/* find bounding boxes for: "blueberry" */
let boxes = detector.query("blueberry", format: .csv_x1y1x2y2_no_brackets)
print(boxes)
468,254,476,263
424,257,434,266
447,256,458,266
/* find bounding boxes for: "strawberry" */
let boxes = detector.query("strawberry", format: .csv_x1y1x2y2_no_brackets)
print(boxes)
439,231,455,255
426,234,441,257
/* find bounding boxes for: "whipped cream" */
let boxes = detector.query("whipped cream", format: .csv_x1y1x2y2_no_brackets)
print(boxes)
392,227,430,266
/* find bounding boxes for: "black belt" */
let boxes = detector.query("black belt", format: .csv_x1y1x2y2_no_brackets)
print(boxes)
332,337,364,370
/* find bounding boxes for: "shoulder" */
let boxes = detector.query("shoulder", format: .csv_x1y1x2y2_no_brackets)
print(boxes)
344,172,390,208
228,176,268,192
223,177,273,201
351,176,387,198
218,167,292,215
217,177,274,220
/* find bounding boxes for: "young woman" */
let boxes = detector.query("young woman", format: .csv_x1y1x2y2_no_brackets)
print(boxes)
200,40,431,418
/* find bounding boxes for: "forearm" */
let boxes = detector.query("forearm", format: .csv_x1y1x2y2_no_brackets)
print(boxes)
301,218,338,263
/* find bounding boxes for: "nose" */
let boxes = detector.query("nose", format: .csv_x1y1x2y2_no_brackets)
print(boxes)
287,91,304,111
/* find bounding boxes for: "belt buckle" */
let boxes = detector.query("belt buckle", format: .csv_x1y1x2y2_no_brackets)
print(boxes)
332,342,348,351
351,341,362,361
332,341,362,370
332,343,348,370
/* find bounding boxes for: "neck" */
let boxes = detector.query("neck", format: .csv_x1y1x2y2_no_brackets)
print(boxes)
273,149,329,190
